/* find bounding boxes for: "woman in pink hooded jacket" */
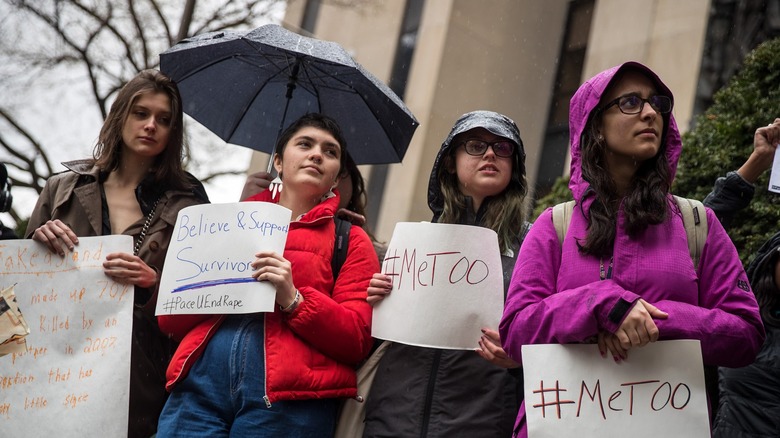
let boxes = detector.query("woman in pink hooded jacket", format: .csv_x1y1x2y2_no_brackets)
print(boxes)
499,61,765,437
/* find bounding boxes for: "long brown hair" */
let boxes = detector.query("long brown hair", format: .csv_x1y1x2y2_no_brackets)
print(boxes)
436,135,527,254
578,76,672,257
93,69,190,190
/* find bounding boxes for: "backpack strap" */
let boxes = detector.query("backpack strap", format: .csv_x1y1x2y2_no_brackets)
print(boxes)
552,200,575,246
549,197,708,270
673,195,708,269
332,217,352,280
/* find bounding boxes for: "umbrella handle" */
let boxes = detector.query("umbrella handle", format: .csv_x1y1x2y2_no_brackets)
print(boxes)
266,59,300,174
266,155,276,174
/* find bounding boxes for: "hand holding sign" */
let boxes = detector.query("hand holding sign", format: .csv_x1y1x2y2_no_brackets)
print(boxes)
155,202,291,316
477,328,520,368
751,118,780,192
366,272,392,306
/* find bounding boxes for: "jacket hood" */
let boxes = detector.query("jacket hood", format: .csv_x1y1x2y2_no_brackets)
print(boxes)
568,61,682,200
746,230,780,327
427,110,525,221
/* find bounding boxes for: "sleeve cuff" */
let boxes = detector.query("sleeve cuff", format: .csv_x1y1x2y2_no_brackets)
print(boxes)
608,298,634,325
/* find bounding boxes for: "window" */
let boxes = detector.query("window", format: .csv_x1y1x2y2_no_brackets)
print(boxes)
535,0,594,200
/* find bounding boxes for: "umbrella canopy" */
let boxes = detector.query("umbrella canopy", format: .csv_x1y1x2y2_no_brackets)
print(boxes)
160,24,419,167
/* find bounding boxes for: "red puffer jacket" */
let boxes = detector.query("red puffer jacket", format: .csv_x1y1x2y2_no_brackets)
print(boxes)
158,191,377,403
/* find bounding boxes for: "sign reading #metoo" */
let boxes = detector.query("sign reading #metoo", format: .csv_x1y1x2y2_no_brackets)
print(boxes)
155,202,291,316
522,340,710,438
372,222,504,350
0,236,133,437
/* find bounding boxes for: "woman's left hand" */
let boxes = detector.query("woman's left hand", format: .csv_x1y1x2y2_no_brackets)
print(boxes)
598,331,628,362
251,250,297,309
476,328,520,369
103,252,158,288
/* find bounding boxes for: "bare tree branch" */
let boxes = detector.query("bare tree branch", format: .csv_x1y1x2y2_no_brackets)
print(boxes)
0,108,55,177
197,169,249,184
127,0,151,67
177,0,197,44
0,0,287,224
69,0,144,72
0,112,52,199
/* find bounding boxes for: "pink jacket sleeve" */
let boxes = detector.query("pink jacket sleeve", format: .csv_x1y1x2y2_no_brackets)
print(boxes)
499,209,641,365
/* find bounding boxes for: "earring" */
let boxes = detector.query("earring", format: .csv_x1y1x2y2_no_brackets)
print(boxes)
321,185,337,202
597,134,604,142
269,171,283,200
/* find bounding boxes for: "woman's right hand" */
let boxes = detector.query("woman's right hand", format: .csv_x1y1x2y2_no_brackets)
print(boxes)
31,219,79,256
239,171,273,201
739,118,780,183
366,272,393,306
607,298,668,357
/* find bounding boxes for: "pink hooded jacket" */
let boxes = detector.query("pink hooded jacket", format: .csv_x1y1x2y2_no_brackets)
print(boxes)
499,61,765,436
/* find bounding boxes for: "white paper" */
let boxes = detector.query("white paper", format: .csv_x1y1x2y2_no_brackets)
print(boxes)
0,236,133,437
371,222,504,350
768,146,780,193
522,340,710,438
156,202,291,315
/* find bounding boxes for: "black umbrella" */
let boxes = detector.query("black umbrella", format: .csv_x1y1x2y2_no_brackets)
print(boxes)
160,24,419,171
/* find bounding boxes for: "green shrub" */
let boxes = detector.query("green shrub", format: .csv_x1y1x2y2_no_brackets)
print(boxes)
675,37,780,265
532,175,571,220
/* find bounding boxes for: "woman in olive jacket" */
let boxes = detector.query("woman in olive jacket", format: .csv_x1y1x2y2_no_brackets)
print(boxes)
26,69,209,438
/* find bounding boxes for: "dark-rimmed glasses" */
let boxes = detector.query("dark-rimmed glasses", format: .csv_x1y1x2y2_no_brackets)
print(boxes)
459,139,515,158
602,94,672,115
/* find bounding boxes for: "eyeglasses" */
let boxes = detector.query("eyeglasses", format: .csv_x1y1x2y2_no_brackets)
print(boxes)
602,94,672,115
459,139,515,158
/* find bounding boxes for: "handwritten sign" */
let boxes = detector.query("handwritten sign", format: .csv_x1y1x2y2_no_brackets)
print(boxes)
155,202,290,315
0,236,133,437
769,147,780,193
522,340,709,437
372,222,504,349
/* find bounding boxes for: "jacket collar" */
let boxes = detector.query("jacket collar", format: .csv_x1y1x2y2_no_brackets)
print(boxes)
250,188,339,225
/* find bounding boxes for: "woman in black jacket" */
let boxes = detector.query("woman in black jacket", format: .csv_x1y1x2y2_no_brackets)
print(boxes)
362,111,528,437
712,230,780,437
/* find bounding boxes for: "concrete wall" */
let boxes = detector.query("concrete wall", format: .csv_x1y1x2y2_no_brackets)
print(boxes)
249,0,712,243
377,0,569,241
585,0,710,133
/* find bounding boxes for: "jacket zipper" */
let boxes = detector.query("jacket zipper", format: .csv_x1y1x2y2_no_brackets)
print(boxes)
259,211,331,408
171,316,224,388
420,349,442,438
262,314,271,408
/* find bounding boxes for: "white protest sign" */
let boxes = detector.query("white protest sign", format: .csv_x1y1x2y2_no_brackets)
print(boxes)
0,236,133,437
522,340,709,438
156,202,290,315
768,146,780,193
372,222,504,350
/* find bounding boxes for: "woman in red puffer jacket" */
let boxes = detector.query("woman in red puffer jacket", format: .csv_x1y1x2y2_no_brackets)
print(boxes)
157,113,378,437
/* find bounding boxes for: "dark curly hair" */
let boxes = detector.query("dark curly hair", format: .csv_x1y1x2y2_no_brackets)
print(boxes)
577,69,673,257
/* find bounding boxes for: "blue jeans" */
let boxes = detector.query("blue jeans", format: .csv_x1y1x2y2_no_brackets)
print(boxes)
157,315,338,437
